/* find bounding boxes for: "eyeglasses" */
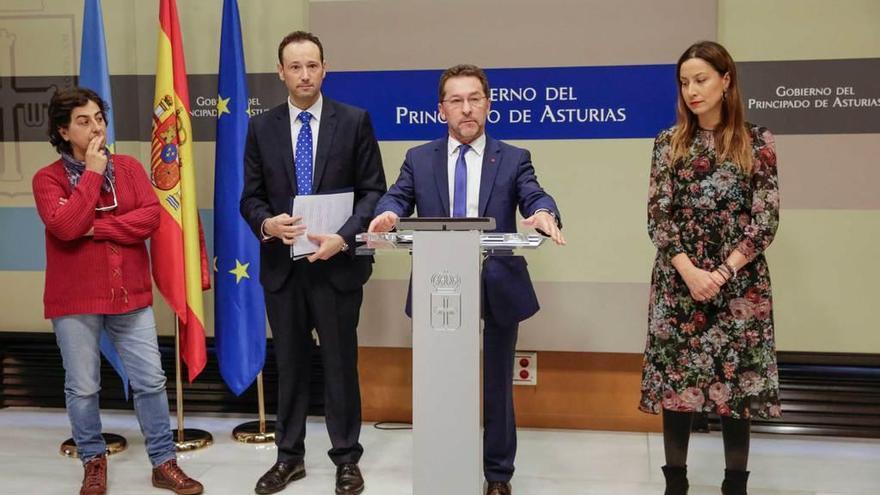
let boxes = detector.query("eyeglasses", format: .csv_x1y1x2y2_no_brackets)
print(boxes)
441,95,488,109
95,180,118,212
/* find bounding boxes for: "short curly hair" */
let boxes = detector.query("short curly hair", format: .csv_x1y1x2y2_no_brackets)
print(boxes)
47,87,107,155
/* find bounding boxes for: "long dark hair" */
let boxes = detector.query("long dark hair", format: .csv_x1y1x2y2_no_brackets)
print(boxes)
670,41,753,174
47,87,107,155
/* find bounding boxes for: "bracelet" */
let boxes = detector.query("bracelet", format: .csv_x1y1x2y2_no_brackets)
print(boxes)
722,260,737,279
717,264,732,280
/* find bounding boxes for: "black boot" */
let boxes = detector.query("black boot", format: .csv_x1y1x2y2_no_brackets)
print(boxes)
721,469,749,495
661,465,689,495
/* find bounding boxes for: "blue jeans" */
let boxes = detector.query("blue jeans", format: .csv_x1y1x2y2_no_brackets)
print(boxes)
53,306,176,466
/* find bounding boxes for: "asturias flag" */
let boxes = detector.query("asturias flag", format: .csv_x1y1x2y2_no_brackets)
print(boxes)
149,0,210,382
213,0,266,396
79,0,130,399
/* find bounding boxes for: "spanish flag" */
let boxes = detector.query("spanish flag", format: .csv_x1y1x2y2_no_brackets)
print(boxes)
150,0,210,382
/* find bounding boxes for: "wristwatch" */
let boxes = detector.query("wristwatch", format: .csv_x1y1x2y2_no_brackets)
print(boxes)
340,241,350,253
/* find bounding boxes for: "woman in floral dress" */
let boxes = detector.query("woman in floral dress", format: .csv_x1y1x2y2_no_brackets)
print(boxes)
639,41,780,495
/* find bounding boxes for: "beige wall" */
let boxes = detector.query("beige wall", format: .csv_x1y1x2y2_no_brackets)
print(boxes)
719,0,880,353
1,0,878,354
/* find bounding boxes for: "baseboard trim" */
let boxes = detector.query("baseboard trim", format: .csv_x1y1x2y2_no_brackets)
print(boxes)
2,332,878,438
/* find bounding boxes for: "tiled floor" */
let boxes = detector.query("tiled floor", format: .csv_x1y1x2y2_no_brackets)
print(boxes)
1,407,878,494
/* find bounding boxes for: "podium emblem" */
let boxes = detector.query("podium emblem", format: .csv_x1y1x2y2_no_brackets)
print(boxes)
430,271,462,330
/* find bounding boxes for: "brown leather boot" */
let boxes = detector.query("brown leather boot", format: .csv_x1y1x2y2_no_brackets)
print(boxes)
152,459,204,495
80,454,107,495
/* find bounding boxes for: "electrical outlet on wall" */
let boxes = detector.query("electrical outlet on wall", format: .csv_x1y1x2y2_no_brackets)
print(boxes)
513,351,537,386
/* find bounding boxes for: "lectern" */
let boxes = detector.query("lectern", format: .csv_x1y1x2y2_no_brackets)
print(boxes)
358,218,544,495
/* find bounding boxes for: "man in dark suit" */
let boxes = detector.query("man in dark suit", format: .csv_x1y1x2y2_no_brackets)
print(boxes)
368,64,564,495
241,31,385,495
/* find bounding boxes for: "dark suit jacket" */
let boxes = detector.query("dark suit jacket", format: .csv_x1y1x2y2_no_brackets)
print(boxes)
375,135,561,325
241,97,386,293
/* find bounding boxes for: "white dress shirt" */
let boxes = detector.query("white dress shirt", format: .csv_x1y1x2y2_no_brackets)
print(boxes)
447,133,486,217
288,94,323,175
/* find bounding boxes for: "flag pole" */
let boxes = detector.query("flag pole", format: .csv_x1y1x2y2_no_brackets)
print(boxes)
172,317,213,451
175,317,184,439
232,372,275,443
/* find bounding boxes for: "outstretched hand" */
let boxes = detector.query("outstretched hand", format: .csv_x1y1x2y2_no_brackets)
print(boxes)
521,211,565,245
368,211,399,233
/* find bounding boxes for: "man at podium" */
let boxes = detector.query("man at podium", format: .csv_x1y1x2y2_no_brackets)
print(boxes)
368,64,564,495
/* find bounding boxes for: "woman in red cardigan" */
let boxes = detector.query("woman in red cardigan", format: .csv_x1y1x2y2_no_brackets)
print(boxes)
32,87,202,495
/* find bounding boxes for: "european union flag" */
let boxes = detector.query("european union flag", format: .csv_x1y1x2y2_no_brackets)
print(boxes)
80,0,128,399
213,0,266,396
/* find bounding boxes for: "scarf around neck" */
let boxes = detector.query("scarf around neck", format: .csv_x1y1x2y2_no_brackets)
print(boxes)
61,150,115,192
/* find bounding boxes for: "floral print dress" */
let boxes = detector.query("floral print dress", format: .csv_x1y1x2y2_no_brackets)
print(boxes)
639,124,781,419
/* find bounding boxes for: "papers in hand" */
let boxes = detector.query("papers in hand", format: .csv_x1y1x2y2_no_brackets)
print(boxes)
290,191,354,259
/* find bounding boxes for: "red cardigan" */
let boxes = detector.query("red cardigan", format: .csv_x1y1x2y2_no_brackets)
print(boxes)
32,154,160,318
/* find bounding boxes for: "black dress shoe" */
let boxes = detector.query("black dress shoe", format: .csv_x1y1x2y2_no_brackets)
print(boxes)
335,463,364,495
486,481,511,495
254,461,306,495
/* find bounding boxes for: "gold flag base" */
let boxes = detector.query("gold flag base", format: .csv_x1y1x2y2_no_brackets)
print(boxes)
232,420,276,443
60,433,128,457
232,372,273,443
171,318,212,452
173,428,213,452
